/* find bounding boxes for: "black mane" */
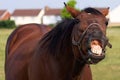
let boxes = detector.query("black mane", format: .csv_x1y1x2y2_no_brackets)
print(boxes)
39,19,76,56
83,7,103,15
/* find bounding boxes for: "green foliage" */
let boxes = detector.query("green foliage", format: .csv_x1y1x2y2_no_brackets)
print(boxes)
0,20,16,28
61,0,77,19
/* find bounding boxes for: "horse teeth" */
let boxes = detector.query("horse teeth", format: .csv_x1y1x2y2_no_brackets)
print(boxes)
91,45,102,55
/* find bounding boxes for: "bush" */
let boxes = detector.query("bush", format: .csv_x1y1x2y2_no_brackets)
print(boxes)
0,20,16,28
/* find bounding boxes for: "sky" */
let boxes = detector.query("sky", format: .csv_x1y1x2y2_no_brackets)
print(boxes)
0,0,120,13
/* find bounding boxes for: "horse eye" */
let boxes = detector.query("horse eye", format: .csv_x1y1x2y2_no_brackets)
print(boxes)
105,18,109,26
74,19,80,24
105,21,108,26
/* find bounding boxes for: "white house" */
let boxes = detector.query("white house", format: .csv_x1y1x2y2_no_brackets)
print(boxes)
42,7,62,25
109,5,120,26
11,9,44,25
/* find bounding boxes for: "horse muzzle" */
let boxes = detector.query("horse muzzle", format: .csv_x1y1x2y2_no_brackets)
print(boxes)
87,38,112,64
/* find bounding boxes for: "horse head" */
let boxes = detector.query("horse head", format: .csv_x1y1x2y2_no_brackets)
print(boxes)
64,3,112,64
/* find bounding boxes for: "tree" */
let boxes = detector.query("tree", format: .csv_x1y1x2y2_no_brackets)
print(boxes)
0,20,16,28
61,0,77,19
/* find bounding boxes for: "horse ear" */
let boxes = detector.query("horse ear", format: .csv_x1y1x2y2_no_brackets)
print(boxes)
99,7,109,16
64,2,80,18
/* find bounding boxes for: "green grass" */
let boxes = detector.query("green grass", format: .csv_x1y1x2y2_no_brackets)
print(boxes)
0,27,120,80
0,28,13,80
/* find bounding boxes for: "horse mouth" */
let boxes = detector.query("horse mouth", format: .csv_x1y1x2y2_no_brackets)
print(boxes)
91,43,102,56
88,39,105,64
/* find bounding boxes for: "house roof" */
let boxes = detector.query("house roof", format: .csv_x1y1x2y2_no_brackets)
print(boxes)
0,10,10,20
0,10,7,17
45,9,62,16
12,9,41,16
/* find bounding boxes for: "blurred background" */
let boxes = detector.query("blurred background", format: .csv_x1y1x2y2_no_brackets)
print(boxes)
0,0,120,80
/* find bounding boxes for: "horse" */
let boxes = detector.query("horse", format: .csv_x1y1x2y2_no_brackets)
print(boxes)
5,24,91,80
5,23,51,80
5,23,92,80
5,3,112,80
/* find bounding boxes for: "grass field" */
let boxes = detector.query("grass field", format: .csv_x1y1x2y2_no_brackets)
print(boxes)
0,27,120,80
0,29,13,80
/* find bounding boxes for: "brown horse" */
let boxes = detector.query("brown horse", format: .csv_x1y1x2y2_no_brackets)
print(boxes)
5,3,112,80
5,23,92,80
5,23,51,80
5,24,93,80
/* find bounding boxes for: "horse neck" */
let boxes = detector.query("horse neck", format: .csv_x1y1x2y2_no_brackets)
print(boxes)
54,42,87,79
72,60,86,78
72,63,92,80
